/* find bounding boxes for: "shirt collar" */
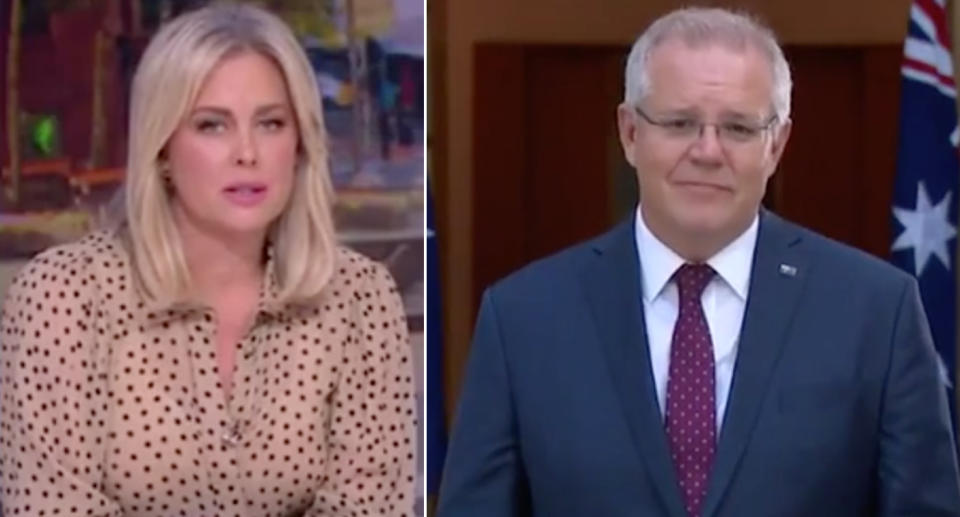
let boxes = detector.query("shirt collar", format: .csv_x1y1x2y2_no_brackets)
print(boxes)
634,205,758,302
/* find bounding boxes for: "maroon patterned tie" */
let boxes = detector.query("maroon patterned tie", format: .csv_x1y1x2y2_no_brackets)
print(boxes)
665,263,717,517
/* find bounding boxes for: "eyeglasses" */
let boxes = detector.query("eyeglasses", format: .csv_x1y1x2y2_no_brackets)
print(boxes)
633,106,778,146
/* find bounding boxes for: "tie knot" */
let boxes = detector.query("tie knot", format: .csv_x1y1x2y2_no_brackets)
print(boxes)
674,263,715,301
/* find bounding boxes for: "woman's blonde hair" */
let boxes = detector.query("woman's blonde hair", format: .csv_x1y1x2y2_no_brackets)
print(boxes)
121,2,336,305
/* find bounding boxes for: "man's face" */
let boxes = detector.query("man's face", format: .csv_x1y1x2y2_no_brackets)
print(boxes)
617,39,791,252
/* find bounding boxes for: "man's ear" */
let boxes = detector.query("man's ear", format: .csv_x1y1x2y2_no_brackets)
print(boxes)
617,103,639,167
768,118,792,172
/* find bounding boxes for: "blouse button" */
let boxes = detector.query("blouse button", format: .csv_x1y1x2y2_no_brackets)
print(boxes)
222,422,241,448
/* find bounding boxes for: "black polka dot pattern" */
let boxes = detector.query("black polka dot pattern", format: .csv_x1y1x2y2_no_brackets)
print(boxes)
664,263,716,517
0,230,416,516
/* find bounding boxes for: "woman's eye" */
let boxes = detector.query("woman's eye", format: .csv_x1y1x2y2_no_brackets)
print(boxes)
260,118,286,131
196,119,226,133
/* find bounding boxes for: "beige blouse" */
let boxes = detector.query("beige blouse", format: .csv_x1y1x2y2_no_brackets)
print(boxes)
0,231,416,517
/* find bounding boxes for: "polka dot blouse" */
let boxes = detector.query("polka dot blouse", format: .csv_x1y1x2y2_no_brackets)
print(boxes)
0,231,416,516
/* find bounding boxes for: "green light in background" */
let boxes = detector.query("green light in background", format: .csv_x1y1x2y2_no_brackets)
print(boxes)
32,116,56,156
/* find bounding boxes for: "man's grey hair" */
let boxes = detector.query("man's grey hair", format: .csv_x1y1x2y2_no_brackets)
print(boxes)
624,7,792,122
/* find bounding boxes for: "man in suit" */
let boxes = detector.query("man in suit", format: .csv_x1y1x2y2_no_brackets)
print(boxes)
436,7,960,517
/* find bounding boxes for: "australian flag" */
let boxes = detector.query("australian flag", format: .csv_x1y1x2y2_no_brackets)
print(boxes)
891,0,959,424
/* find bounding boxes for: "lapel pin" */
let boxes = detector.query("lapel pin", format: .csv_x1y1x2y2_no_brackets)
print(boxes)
779,264,798,277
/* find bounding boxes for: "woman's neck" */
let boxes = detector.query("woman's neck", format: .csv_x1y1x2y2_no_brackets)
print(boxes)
174,209,266,305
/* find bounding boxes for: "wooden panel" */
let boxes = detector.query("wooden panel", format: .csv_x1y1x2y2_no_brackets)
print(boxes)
774,47,865,244
773,46,901,258
428,0,449,249
525,47,622,262
859,47,901,258
472,46,529,306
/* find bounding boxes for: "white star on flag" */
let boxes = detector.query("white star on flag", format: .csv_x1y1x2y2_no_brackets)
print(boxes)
892,181,957,276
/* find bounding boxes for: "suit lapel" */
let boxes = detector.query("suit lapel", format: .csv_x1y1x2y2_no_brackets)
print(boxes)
701,211,811,517
583,218,687,517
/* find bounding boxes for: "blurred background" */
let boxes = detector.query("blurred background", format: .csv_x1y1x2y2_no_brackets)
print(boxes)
0,0,424,513
427,0,960,503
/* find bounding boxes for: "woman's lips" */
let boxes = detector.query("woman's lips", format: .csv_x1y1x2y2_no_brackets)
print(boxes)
223,183,268,207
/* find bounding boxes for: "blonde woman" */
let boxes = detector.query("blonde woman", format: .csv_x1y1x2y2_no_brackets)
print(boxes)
0,4,415,516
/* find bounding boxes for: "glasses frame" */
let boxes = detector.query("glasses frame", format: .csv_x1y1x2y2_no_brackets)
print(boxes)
632,106,779,146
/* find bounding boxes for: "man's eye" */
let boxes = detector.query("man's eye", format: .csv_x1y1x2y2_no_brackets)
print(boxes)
663,119,697,131
722,123,760,139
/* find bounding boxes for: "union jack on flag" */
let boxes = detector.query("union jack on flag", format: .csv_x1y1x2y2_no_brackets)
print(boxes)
891,0,960,420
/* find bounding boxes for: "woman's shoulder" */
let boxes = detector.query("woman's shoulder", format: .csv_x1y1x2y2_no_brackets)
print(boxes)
331,245,398,292
6,229,128,300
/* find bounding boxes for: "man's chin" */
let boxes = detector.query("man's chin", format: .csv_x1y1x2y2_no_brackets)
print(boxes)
673,211,728,236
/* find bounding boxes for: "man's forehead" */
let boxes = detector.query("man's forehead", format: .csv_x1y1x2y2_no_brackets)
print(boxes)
646,39,772,86
648,36,766,66
641,39,774,114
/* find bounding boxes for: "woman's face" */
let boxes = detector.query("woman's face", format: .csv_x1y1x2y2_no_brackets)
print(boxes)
165,50,298,242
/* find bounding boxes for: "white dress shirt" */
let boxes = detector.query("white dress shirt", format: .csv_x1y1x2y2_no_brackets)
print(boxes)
634,207,758,431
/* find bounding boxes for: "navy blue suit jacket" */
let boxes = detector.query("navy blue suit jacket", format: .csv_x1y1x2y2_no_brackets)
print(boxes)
437,211,960,517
